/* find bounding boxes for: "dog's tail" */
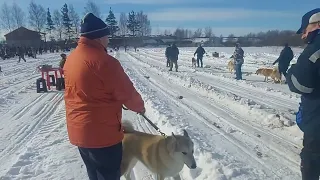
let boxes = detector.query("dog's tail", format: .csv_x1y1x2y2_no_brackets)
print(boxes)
122,120,136,133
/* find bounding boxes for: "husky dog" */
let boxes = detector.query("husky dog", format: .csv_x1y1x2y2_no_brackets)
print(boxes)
121,120,197,180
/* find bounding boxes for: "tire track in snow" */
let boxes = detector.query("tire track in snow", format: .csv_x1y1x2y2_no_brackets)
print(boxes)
120,53,280,179
130,63,290,178
1,101,67,179
0,92,64,176
11,93,47,120
128,51,299,113
141,66,300,173
123,52,301,179
127,51,302,147
127,51,301,146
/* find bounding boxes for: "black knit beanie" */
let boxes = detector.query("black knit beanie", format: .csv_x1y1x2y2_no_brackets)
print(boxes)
80,13,110,39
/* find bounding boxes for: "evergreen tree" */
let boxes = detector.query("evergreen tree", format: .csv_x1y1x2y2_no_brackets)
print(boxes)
105,7,119,36
46,8,55,34
127,11,140,36
61,3,73,39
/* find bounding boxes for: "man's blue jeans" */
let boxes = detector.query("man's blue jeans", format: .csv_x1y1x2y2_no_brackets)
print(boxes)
235,63,243,80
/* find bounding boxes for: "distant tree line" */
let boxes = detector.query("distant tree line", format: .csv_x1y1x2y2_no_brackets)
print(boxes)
162,27,303,47
0,0,152,41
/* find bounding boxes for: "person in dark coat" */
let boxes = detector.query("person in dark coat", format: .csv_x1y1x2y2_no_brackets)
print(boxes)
194,44,206,68
286,8,320,180
272,43,294,79
17,47,26,63
168,43,179,72
165,44,171,67
233,43,244,80
59,53,67,68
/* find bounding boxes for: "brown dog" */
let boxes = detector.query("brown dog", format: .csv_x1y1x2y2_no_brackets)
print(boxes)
227,60,235,73
256,67,281,83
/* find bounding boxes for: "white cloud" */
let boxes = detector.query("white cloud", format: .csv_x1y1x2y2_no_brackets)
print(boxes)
148,8,298,22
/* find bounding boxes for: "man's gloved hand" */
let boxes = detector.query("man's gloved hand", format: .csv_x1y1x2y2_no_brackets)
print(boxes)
138,108,146,115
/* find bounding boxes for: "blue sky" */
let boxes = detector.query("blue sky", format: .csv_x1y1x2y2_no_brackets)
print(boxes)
1,0,318,36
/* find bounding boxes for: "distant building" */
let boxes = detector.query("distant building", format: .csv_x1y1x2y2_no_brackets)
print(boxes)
4,27,44,47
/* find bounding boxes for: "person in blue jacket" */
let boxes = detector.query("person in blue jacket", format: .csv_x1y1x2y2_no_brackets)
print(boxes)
286,8,320,180
232,43,244,80
194,44,206,68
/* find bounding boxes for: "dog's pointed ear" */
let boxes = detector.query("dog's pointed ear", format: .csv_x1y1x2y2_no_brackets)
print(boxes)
172,132,177,139
183,130,189,137
167,135,178,153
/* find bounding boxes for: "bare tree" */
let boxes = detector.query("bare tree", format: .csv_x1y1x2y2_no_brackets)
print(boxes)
0,2,13,31
136,11,151,36
68,4,80,35
53,9,63,40
119,12,127,36
193,28,203,37
28,1,46,32
163,29,171,35
174,28,185,39
84,0,101,19
12,3,25,29
204,27,213,38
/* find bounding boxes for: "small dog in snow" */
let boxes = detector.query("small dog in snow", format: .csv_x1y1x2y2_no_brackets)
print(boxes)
256,67,281,83
191,57,197,68
227,59,235,73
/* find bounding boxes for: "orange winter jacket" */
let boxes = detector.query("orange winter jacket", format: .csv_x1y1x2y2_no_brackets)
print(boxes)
63,37,144,148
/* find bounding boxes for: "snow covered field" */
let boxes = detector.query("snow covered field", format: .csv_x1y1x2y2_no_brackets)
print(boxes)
0,46,304,180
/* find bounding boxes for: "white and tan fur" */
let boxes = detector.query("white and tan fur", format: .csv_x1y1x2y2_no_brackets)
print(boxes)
191,57,197,68
228,59,235,73
121,120,197,180
255,67,282,83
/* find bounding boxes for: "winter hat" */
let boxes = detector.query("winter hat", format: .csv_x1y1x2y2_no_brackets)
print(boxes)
80,13,110,39
297,8,320,34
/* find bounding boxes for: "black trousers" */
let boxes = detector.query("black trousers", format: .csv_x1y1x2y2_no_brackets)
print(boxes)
197,56,203,67
166,57,170,67
78,142,123,180
301,136,320,180
18,55,26,62
279,65,288,78
169,60,178,71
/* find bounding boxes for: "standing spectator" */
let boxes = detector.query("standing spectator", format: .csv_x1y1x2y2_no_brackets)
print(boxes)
273,43,294,80
63,13,145,180
17,47,26,63
168,43,179,72
194,44,206,68
165,44,171,67
31,47,36,58
286,8,320,180
59,53,67,69
233,43,244,80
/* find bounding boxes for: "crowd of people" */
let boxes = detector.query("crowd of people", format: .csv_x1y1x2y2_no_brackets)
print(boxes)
0,44,71,63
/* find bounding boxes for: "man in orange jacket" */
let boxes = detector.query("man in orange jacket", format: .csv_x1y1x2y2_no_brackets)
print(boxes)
63,13,145,180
